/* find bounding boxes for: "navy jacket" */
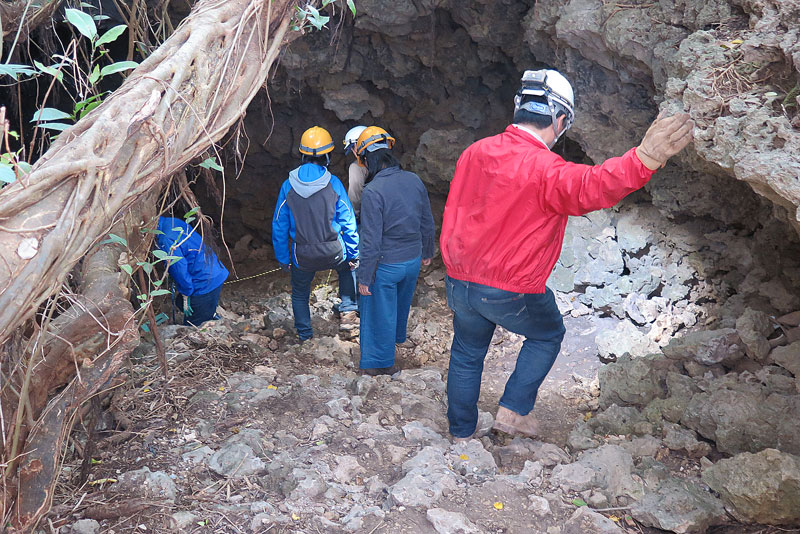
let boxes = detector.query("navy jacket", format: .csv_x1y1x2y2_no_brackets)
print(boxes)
157,217,229,296
357,166,435,284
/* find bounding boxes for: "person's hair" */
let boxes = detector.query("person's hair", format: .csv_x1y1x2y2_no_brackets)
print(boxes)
301,153,330,167
364,148,401,183
164,182,222,263
513,95,564,129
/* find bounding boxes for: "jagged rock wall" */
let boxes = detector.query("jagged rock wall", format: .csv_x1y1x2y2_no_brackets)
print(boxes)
204,0,799,247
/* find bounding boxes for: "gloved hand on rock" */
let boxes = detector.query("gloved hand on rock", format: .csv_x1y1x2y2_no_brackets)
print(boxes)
636,111,695,170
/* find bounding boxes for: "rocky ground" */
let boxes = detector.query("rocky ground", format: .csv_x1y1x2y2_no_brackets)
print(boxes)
44,253,800,534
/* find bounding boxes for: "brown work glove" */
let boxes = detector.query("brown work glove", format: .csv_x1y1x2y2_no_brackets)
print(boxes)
636,111,695,170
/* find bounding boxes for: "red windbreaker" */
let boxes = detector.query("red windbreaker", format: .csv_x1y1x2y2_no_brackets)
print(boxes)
440,125,655,294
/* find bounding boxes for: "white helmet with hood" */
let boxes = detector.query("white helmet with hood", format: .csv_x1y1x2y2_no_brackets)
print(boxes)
514,69,575,144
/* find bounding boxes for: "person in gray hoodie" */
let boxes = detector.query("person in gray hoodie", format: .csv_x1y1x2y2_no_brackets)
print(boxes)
272,126,360,340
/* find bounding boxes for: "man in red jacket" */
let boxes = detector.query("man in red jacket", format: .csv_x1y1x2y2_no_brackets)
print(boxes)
440,69,694,440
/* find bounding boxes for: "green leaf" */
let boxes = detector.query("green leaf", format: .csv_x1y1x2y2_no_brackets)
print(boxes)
106,233,128,246
198,157,223,171
16,162,32,175
31,108,72,123
92,14,110,21
136,293,148,301
153,279,163,287
65,8,98,40
38,123,72,132
0,165,17,184
80,100,102,119
100,61,138,77
96,24,127,47
6,130,18,140
88,64,101,85
150,289,172,297
0,64,37,79
120,264,133,275
571,498,588,507
33,61,64,82
347,0,356,16
152,249,169,260
141,262,153,275
184,207,200,218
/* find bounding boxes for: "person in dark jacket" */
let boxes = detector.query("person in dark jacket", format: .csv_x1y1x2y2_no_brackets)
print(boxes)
272,126,360,341
157,216,229,326
354,127,435,375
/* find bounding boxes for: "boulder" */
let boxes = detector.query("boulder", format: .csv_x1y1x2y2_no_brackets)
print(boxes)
735,308,773,362
589,404,652,436
662,423,712,458
682,383,800,455
595,321,660,361
209,443,266,477
388,446,458,507
702,449,800,524
598,353,677,408
630,477,726,533
663,329,744,367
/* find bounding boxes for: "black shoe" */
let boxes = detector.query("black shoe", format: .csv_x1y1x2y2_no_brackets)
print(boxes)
361,365,399,376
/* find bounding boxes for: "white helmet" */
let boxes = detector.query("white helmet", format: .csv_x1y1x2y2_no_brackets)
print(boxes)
343,125,367,152
514,69,575,143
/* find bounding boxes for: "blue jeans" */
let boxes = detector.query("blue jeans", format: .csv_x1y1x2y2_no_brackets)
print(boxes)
185,284,223,326
291,261,358,340
445,276,565,438
359,257,421,368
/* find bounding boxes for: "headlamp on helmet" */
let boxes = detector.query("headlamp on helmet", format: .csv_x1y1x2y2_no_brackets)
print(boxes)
513,69,575,144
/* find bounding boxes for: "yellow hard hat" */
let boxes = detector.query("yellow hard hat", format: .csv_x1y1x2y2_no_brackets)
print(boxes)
299,126,335,156
354,126,395,160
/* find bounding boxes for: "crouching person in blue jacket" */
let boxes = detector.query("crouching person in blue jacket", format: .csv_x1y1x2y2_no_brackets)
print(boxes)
157,216,229,326
272,126,360,341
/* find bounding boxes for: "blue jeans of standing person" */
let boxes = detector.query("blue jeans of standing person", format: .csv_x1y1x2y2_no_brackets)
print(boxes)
291,261,358,340
184,284,223,326
360,257,422,369
445,276,566,438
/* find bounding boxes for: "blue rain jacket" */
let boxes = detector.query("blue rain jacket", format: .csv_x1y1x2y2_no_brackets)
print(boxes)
272,163,359,267
157,217,229,296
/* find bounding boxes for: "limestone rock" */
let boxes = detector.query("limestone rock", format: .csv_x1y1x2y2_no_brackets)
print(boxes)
682,381,800,455
388,446,458,507
595,321,660,361
663,329,745,367
450,439,497,477
589,404,652,436
736,308,773,362
630,478,726,533
111,467,178,503
703,449,800,524
321,83,385,121
598,353,677,408
662,423,712,458
67,520,101,534
563,506,625,534
209,443,266,477
770,342,800,389
426,508,481,534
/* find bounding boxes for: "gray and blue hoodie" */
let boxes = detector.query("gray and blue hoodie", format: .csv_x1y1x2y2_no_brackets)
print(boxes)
272,163,359,271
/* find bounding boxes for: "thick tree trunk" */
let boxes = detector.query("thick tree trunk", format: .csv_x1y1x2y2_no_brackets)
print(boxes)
0,0,295,345
0,0,301,529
